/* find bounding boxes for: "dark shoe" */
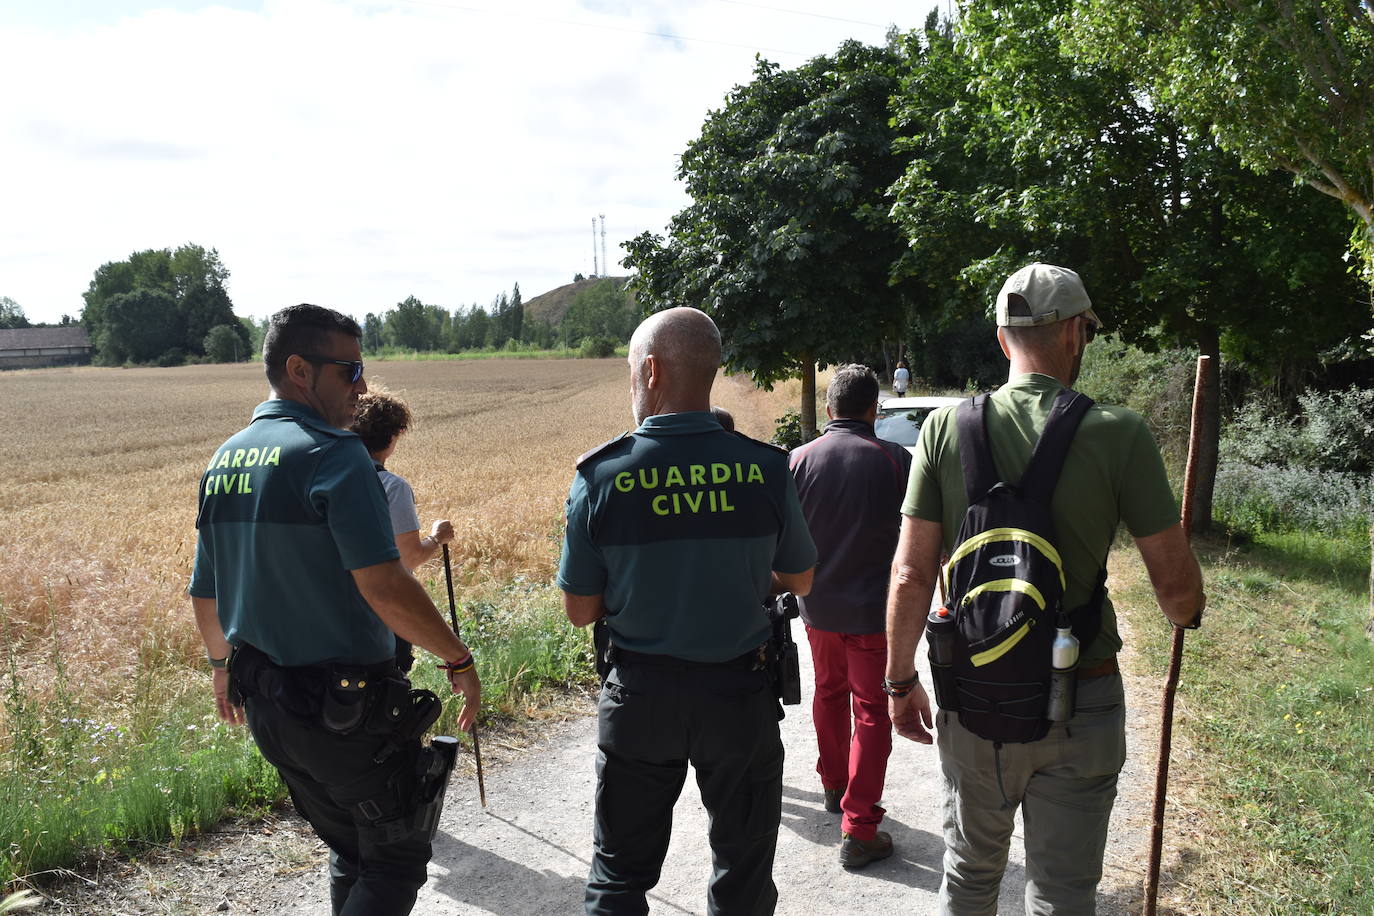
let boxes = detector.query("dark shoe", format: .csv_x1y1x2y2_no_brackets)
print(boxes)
823,788,843,814
839,830,893,869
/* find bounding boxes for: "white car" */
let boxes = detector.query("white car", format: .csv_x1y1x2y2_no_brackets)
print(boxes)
874,396,964,454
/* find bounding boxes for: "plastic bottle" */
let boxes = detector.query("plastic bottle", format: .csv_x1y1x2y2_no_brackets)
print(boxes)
1047,624,1080,724
926,606,959,711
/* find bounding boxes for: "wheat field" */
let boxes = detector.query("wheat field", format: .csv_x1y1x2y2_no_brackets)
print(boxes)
0,357,805,709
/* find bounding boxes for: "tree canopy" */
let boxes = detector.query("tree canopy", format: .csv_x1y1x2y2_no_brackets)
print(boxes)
80,244,248,365
625,40,919,438
1068,0,1374,286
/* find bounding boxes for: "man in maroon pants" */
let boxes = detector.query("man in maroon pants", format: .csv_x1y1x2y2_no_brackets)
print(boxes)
788,364,912,868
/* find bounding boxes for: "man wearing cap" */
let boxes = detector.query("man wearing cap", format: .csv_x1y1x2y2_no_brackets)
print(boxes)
884,264,1205,912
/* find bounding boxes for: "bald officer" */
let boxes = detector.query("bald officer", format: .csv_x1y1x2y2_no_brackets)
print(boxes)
559,307,817,916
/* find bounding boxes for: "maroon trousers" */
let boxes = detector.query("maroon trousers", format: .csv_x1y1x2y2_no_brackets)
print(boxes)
805,625,893,841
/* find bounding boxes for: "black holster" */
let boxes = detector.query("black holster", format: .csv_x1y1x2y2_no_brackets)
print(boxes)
765,593,801,707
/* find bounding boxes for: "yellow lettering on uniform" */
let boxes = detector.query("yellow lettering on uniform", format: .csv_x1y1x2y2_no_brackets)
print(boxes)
652,494,670,516
747,463,764,484
638,468,659,489
734,462,744,481
665,466,685,488
206,453,219,472
719,489,735,512
240,475,253,494
683,491,703,513
671,493,682,514
263,446,281,466
615,472,635,493
204,476,215,495
689,465,706,485
231,449,246,468
216,451,232,469
224,474,237,492
711,463,730,484
245,447,260,467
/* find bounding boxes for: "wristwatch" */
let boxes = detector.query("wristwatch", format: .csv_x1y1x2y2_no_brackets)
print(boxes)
207,653,229,669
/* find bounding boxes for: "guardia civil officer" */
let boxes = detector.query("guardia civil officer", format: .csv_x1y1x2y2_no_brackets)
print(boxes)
559,307,817,915
885,264,1204,913
189,304,480,916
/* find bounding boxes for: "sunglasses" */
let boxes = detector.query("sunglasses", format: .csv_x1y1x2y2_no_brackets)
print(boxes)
300,354,364,383
1081,315,1099,343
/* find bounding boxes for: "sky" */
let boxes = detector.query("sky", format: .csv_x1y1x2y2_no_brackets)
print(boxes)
0,0,941,325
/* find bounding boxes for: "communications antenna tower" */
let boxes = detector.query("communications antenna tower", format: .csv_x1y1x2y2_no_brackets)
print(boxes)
600,214,608,279
591,217,599,277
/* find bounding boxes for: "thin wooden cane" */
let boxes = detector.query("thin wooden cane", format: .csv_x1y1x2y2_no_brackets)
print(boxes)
1143,354,1209,914
443,544,487,807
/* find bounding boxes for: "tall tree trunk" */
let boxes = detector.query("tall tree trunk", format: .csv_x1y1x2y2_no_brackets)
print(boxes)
1191,326,1222,533
799,352,818,443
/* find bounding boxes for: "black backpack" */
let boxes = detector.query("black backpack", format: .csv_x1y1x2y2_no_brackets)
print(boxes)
929,388,1105,744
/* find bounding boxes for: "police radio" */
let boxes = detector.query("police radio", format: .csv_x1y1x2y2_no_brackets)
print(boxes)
765,592,801,706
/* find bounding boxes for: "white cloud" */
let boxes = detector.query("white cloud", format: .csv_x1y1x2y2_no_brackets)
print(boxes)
0,0,935,323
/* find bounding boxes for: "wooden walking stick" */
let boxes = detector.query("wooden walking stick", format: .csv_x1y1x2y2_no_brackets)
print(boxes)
442,544,487,807
1144,354,1210,914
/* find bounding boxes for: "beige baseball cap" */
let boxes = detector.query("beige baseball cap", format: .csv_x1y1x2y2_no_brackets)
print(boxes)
995,263,1100,328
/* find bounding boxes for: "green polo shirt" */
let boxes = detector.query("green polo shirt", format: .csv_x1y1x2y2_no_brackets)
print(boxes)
189,399,402,667
903,374,1179,662
558,411,817,662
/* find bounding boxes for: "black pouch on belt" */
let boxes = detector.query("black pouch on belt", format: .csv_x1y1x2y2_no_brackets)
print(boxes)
320,666,377,735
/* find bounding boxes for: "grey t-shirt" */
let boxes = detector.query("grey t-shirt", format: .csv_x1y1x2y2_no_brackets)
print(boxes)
376,466,421,536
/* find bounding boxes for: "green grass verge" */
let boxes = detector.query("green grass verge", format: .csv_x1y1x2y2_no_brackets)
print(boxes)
1121,529,1374,913
0,582,595,889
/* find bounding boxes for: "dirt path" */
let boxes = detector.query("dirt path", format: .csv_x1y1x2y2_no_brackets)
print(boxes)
37,612,1165,915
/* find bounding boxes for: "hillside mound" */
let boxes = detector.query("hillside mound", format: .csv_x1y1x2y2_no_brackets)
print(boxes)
524,276,632,326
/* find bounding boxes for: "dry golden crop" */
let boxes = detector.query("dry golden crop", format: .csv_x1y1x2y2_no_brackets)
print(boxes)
0,357,805,708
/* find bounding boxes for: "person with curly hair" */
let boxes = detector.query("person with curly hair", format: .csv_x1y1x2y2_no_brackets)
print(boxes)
352,390,456,672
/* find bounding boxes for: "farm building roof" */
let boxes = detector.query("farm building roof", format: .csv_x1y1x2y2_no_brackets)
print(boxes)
0,327,92,351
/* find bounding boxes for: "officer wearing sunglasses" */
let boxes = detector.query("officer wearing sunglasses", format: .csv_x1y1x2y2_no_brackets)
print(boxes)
189,304,480,915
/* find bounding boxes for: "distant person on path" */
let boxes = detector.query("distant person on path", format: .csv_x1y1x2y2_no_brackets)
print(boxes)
884,264,1205,913
892,360,910,396
787,364,911,869
558,306,817,915
351,390,457,672
189,304,480,916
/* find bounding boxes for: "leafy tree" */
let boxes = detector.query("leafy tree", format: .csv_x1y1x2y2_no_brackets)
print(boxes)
561,280,636,346
384,296,438,351
625,40,918,440
889,1,1367,528
204,324,246,362
240,316,267,358
102,290,180,364
509,283,524,343
361,313,384,353
81,244,245,363
0,296,29,329
1069,0,1374,285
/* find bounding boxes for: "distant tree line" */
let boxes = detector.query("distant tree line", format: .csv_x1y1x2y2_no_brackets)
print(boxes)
359,279,637,355
70,247,638,367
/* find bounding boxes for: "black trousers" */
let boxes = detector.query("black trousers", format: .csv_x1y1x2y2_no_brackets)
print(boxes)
245,691,431,915
586,659,784,916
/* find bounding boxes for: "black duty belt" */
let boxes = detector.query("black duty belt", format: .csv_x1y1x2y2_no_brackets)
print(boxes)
611,645,766,671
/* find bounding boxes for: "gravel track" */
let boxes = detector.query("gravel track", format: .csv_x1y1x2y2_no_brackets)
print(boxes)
35,620,1164,915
